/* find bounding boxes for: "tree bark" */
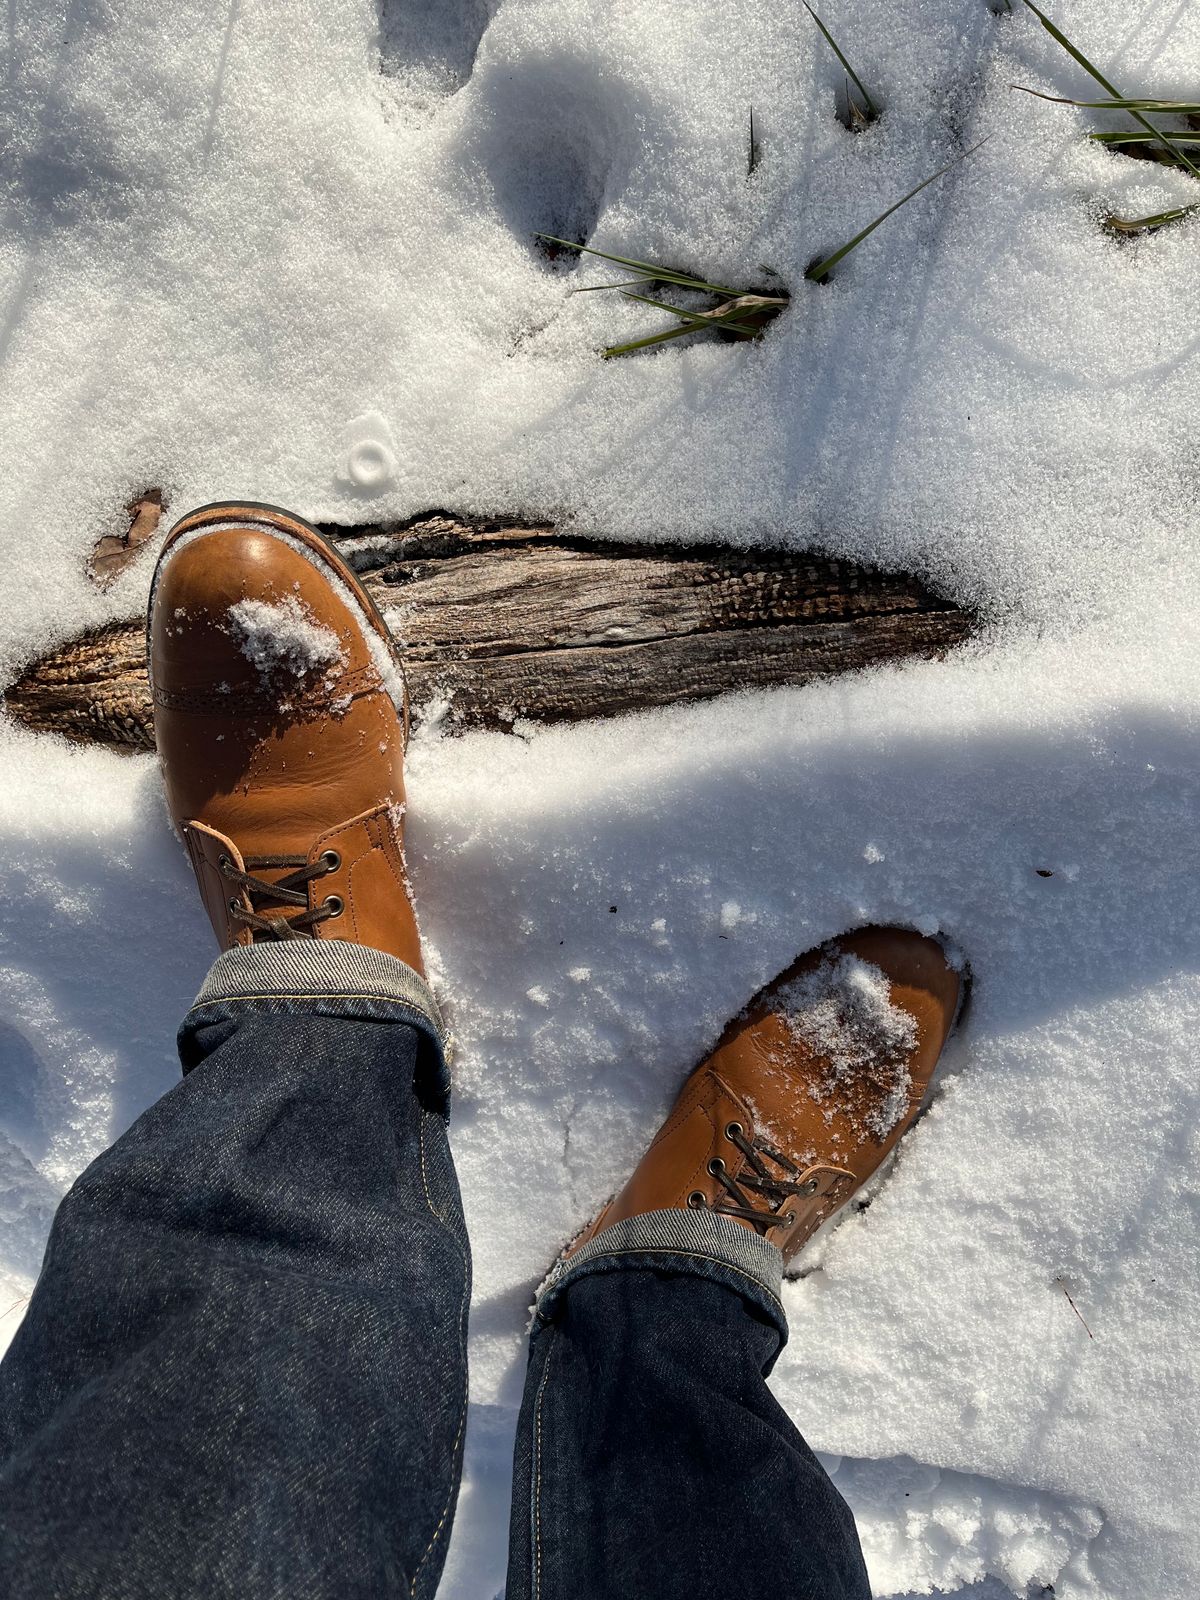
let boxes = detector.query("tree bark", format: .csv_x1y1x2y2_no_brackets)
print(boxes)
5,514,974,751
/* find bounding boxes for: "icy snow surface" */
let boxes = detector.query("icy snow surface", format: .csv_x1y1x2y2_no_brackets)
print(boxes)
1,0,1198,1595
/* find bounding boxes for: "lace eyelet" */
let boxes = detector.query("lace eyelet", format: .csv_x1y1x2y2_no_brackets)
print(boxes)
687,1191,707,1209
707,1157,725,1176
218,854,233,875
799,1177,820,1196
320,850,341,873
323,895,345,918
724,1121,743,1140
227,897,241,912
783,1211,797,1226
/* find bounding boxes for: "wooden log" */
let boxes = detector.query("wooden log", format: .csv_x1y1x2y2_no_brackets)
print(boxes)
5,513,975,751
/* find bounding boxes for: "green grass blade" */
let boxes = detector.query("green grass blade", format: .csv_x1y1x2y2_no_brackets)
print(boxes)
1020,0,1120,96
1015,91,1200,113
748,105,761,175
535,235,741,295
1019,1,1200,179
619,291,765,337
603,323,708,358
805,139,986,282
802,1,878,121
1089,129,1200,144
568,277,657,294
1106,100,1200,115
1103,202,1200,234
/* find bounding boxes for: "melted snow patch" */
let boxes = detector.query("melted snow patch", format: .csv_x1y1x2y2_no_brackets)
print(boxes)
226,596,344,682
777,954,918,1139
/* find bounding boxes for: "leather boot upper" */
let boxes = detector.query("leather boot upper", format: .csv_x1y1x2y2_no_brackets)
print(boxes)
570,927,962,1267
149,503,423,972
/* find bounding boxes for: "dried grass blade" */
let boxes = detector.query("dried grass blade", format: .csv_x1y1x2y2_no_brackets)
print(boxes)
1103,202,1200,235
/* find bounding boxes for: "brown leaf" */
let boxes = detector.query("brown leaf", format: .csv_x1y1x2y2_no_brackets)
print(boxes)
89,490,165,589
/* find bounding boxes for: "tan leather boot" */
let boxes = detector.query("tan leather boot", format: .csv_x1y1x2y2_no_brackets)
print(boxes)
148,501,423,972
568,927,961,1267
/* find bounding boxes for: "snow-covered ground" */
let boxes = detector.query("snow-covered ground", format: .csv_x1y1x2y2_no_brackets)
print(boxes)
1,1,1198,1595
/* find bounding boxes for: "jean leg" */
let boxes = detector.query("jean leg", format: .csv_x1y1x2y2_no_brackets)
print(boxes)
0,944,468,1600
506,1210,869,1600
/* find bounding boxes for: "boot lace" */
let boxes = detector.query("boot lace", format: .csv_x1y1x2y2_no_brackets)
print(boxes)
219,849,343,941
689,1122,825,1235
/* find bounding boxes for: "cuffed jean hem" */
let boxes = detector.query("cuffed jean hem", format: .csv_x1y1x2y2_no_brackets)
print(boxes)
535,1208,787,1343
178,940,452,1106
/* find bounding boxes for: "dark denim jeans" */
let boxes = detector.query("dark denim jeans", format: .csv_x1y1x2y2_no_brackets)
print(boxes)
0,942,869,1600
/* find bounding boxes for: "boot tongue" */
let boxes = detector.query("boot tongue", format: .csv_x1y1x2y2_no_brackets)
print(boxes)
225,840,330,941
245,873,312,941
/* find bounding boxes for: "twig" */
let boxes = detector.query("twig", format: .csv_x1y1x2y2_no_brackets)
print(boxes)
1057,1278,1094,1338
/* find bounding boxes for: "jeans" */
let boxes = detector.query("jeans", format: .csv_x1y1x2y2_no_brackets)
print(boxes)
0,941,870,1600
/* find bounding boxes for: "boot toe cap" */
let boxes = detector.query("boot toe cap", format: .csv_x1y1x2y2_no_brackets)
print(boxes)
835,925,963,1059
152,527,353,680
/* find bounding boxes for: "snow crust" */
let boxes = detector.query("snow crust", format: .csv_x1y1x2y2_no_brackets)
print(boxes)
1,0,1198,1596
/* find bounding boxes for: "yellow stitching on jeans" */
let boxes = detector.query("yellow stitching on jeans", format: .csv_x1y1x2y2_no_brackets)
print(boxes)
547,1247,785,1320
409,1117,470,1598
185,991,447,1041
408,1285,468,1596
417,1110,434,1215
188,989,437,1010
532,1332,557,1600
190,991,423,1001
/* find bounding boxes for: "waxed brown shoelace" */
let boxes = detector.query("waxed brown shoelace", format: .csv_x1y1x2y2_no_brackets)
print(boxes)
219,850,342,941
690,1122,825,1234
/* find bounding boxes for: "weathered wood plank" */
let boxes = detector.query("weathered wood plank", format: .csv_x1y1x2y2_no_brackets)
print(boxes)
5,514,974,749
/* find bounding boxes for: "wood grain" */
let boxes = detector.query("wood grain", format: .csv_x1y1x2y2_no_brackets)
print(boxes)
5,513,975,750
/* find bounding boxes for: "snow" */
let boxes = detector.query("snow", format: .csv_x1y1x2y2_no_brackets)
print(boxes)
226,595,345,681
336,410,400,492
777,953,918,1139
1,0,1199,1596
